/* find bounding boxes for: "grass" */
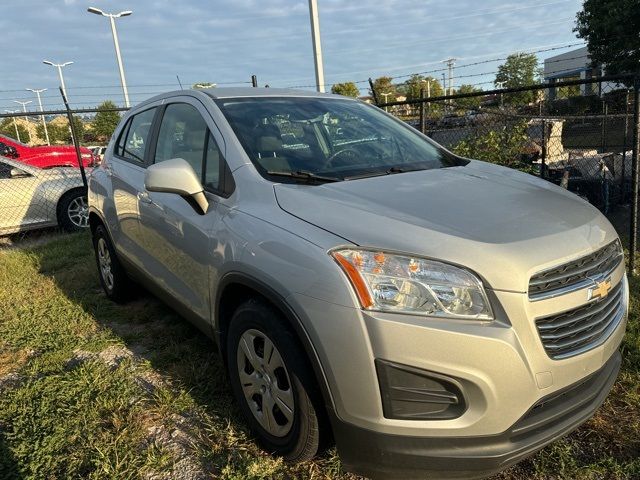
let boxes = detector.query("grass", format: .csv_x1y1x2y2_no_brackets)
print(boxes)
0,231,638,479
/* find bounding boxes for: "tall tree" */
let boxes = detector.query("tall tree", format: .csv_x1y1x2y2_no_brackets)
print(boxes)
370,76,397,103
575,0,640,77
494,53,541,105
0,118,29,143
92,101,121,140
454,85,483,109
331,82,360,97
400,75,444,101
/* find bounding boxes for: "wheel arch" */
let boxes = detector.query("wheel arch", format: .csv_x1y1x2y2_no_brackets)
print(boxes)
216,272,336,415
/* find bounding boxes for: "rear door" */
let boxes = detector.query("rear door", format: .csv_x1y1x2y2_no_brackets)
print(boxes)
108,106,159,265
138,97,227,323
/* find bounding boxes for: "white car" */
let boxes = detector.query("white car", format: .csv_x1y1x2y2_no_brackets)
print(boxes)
0,156,89,235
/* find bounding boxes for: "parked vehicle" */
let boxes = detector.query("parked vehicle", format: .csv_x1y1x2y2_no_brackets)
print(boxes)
0,134,95,169
88,88,627,480
89,145,107,164
0,156,88,235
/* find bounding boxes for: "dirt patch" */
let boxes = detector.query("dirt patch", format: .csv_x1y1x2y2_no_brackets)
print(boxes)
66,344,148,370
0,348,39,377
144,413,208,480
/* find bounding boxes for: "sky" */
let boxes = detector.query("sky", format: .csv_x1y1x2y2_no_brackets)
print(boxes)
1,0,586,112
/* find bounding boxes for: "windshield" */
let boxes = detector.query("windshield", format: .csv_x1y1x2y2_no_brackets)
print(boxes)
216,97,467,182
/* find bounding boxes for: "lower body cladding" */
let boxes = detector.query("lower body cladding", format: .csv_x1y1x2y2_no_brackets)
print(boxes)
287,276,628,480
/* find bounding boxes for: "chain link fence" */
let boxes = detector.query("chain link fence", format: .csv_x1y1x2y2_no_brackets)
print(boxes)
0,101,128,240
376,75,640,271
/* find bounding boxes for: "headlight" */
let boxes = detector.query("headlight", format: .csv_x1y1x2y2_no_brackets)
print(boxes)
331,249,493,320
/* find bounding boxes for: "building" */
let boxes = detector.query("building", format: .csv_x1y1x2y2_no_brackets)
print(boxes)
544,47,621,99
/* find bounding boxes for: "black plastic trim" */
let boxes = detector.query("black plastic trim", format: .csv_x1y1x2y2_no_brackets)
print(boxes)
215,272,335,412
332,351,621,480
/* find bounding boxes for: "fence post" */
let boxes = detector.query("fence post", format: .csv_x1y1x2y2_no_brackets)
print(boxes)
629,77,640,275
59,87,87,188
419,87,426,134
368,78,379,106
540,119,547,179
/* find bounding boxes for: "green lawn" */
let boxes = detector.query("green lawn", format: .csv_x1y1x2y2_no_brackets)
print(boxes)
0,232,638,479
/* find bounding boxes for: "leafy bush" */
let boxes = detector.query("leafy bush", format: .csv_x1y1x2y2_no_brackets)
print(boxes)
452,121,537,173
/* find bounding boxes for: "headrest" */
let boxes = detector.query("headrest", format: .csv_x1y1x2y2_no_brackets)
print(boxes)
256,135,282,153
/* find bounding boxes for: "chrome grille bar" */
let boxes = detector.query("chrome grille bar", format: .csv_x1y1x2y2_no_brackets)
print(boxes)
535,281,624,359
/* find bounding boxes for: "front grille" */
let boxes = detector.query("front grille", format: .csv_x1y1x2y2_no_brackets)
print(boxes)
529,241,623,301
535,280,624,359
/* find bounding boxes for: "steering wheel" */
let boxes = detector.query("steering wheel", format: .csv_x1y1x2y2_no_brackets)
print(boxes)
323,148,360,169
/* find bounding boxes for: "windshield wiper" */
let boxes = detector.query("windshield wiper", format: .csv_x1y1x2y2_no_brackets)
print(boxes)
345,166,426,180
267,170,341,183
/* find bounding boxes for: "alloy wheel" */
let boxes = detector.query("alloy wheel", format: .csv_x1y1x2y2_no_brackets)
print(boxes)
67,196,89,228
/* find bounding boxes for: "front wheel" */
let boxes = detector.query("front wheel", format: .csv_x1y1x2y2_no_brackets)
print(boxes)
227,299,323,462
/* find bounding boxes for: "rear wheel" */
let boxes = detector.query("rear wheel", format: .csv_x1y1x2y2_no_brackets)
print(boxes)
227,299,322,462
57,190,89,232
92,224,132,303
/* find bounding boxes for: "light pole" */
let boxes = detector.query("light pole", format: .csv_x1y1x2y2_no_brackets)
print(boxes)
43,61,73,100
5,110,21,142
380,92,392,112
308,0,325,93
43,60,75,143
13,101,33,143
26,88,50,145
88,7,132,107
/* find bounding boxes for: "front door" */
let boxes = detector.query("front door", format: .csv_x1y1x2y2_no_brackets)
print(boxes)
138,99,226,323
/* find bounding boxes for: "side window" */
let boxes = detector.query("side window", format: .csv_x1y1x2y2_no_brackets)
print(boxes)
155,103,207,177
116,108,157,164
204,132,221,191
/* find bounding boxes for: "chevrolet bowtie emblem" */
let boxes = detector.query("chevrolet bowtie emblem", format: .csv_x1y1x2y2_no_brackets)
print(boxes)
589,277,612,300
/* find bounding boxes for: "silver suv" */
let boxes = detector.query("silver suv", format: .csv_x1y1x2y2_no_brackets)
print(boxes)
88,89,628,480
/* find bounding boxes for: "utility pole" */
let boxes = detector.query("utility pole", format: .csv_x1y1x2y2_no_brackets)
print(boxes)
444,58,456,106
13,101,33,144
308,0,325,93
5,110,21,142
26,88,50,145
88,7,132,107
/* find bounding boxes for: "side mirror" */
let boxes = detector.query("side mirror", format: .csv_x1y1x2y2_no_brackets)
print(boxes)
10,167,30,178
144,158,209,214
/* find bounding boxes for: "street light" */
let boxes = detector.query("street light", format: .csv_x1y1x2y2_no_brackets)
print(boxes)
88,7,132,107
43,61,74,100
380,92,392,112
13,101,33,143
26,88,50,145
4,110,21,142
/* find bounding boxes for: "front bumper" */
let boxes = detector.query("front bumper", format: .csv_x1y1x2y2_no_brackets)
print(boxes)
331,351,621,480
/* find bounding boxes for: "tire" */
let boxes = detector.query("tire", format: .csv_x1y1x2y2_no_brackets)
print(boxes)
57,189,89,232
227,299,323,462
92,224,133,303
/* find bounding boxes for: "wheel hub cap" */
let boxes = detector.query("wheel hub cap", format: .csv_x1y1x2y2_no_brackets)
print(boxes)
236,329,295,437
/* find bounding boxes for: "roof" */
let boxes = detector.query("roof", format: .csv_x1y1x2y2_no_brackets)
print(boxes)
202,87,340,99
134,87,350,111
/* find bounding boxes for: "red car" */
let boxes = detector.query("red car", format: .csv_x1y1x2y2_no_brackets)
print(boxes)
0,134,95,169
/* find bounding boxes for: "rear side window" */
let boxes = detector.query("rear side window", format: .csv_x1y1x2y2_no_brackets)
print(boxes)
115,107,156,164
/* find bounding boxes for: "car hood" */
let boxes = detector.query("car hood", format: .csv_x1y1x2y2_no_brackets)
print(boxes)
273,161,619,292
